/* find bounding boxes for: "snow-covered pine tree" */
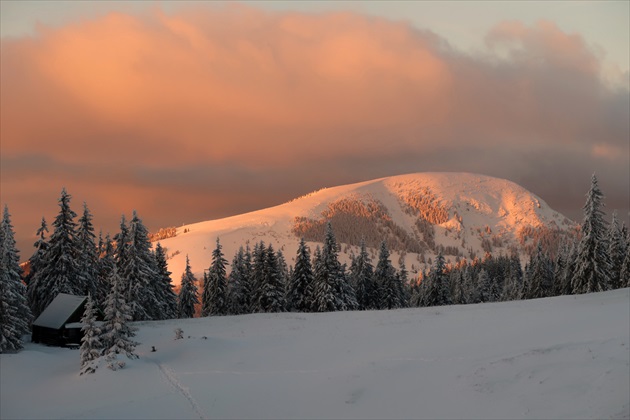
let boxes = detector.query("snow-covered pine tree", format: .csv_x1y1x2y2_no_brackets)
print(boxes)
258,244,286,313
276,249,289,294
338,264,358,311
608,211,626,289
398,256,410,307
0,206,32,353
375,241,402,310
477,269,494,302
114,214,130,273
76,203,98,299
178,256,199,319
202,239,228,316
524,242,554,299
312,223,345,312
227,247,252,315
287,238,313,312
451,269,468,304
620,245,630,287
424,252,452,306
250,241,266,313
79,294,102,375
571,174,613,294
95,234,116,310
500,254,523,301
312,245,336,312
120,211,161,321
350,240,375,310
153,243,178,319
26,217,49,314
102,265,138,368
33,188,81,317
558,240,578,296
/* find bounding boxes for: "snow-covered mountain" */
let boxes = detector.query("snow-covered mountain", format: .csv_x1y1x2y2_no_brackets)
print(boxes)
158,172,575,284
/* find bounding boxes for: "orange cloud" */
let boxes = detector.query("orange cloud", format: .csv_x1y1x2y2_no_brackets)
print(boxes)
1,5,628,254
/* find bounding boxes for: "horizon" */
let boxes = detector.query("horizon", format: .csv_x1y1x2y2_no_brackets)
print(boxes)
1,1,629,256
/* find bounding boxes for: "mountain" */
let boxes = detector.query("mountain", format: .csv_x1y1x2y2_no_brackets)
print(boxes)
157,172,575,284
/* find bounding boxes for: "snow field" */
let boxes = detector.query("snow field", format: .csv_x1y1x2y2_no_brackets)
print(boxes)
1,288,628,419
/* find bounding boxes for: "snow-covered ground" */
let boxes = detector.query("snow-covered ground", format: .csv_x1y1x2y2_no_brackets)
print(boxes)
2,289,629,419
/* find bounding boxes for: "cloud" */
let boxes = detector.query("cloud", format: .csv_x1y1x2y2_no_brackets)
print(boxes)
1,4,628,254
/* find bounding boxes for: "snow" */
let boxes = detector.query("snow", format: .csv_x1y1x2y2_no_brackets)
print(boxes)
158,172,574,285
2,288,628,419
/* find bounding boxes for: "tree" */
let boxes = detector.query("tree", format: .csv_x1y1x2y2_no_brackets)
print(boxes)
79,294,102,375
178,256,199,319
120,211,161,321
153,243,178,319
26,217,49,314
33,188,81,317
620,245,630,288
95,234,116,310
0,206,32,352
524,242,554,299
375,241,402,310
101,266,137,369
608,211,626,289
423,252,451,306
287,238,313,312
501,254,523,301
351,240,375,310
202,239,228,316
312,224,344,312
477,269,494,303
227,246,253,315
571,174,613,294
258,244,286,313
76,203,98,299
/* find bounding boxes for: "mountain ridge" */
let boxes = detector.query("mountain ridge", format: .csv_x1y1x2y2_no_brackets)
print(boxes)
157,172,575,284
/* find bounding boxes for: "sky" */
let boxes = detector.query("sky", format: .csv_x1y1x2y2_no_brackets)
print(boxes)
1,0,629,256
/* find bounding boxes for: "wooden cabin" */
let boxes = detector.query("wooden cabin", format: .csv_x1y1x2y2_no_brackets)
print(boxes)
31,293,87,347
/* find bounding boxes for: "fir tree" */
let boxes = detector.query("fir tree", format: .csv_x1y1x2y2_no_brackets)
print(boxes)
250,242,266,313
620,245,630,288
424,252,451,306
33,188,81,317
202,239,228,316
76,203,98,298
227,247,252,315
153,243,178,319
571,174,613,294
102,265,138,368
500,254,523,301
287,238,313,312
312,224,344,312
95,234,116,310
0,206,32,352
524,242,554,299
258,244,286,313
375,241,402,310
26,217,49,314
79,294,102,375
608,211,626,289
178,256,199,319
120,211,161,321
477,269,494,302
351,240,375,310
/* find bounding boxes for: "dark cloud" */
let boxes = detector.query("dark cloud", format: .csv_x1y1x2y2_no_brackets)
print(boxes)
1,5,628,255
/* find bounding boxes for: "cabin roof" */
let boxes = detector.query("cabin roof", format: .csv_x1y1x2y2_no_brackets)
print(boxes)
32,293,87,329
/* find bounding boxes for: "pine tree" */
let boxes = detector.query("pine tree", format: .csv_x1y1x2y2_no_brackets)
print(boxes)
287,239,313,312
178,256,199,319
153,243,178,319
312,224,344,312
102,265,137,369
524,242,554,299
79,294,102,375
398,256,410,307
258,244,286,312
571,174,613,294
26,217,49,314
620,245,630,287
500,254,523,301
559,240,578,296
95,234,116,310
120,211,160,321
202,239,228,316
351,240,375,310
0,206,32,353
227,247,252,315
33,188,81,317
76,203,98,298
477,269,493,303
424,252,451,306
375,241,401,310
250,242,266,313
338,264,358,311
608,211,626,289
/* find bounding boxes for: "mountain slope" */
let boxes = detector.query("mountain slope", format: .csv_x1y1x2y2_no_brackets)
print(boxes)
158,172,574,283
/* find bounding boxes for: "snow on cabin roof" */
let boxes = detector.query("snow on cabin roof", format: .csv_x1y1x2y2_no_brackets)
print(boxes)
32,293,87,329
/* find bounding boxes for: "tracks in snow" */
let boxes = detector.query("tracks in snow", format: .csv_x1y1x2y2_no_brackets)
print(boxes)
155,362,208,420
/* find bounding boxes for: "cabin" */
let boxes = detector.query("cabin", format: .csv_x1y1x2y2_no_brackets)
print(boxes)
31,293,88,347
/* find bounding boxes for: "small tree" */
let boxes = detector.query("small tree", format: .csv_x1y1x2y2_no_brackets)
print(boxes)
101,266,138,369
202,239,228,316
178,256,199,319
287,239,313,312
79,294,102,375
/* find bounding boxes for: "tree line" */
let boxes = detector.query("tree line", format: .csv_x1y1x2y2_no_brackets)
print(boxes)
1,175,628,359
